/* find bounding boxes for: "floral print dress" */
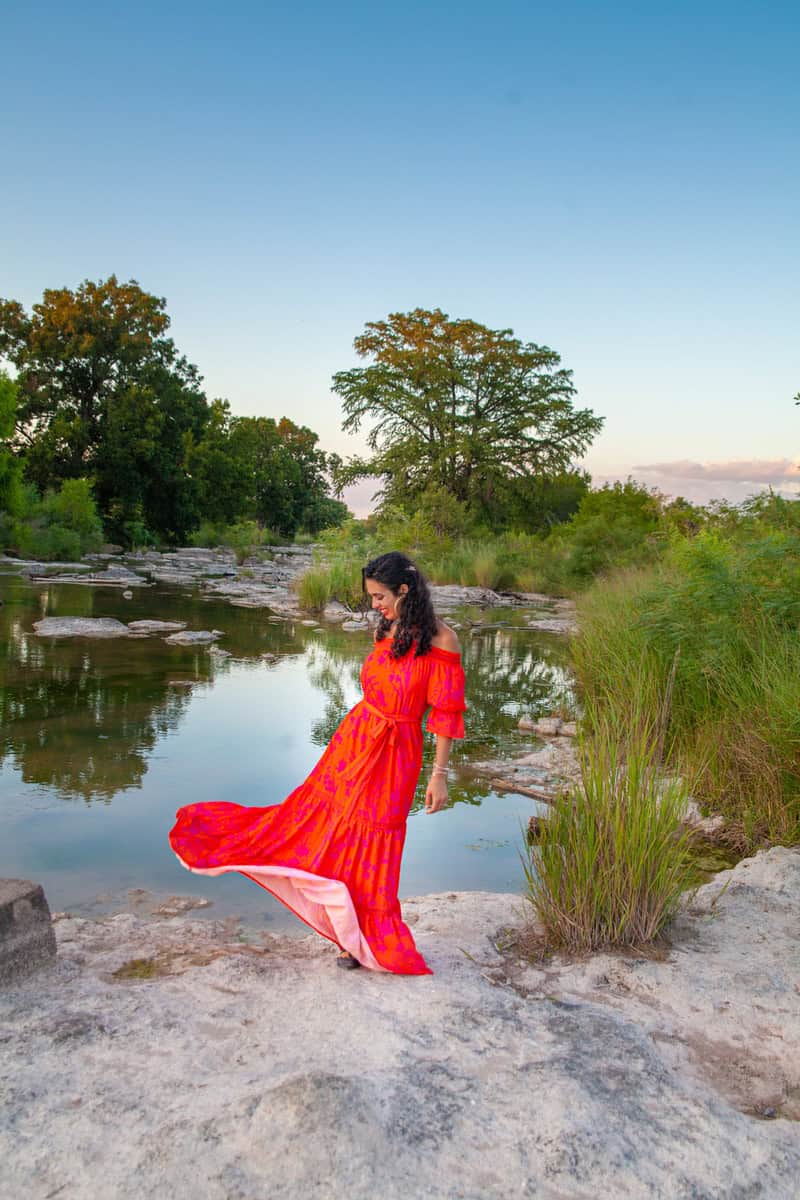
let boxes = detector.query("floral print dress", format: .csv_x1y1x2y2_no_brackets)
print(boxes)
168,637,467,974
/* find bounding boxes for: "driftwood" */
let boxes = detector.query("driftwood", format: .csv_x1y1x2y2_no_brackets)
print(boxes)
490,777,559,804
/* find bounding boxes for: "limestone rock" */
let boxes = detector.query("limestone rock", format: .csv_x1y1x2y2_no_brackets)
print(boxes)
1,860,799,1196
0,878,57,984
33,617,131,639
164,630,222,645
321,601,353,622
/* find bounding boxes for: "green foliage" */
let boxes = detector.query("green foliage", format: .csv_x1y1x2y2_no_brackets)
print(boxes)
573,516,800,850
0,277,209,544
0,371,23,520
532,480,664,593
226,520,276,564
40,478,105,543
333,307,603,516
483,469,590,534
7,478,104,561
189,519,279,562
524,717,695,951
0,279,347,548
295,556,365,611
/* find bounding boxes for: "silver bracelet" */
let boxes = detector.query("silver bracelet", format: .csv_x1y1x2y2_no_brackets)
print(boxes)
431,765,450,776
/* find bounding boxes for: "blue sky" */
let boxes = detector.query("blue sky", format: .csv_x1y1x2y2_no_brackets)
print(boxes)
3,0,798,509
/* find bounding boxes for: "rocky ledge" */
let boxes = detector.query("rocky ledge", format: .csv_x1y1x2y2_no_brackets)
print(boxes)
1,850,798,1199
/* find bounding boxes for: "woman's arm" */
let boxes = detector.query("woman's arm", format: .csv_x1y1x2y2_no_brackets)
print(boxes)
424,733,453,813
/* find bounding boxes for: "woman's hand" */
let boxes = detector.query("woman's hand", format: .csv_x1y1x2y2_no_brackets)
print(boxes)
424,774,449,814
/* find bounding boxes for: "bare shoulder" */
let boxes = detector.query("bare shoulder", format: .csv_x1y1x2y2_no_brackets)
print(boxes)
431,621,460,654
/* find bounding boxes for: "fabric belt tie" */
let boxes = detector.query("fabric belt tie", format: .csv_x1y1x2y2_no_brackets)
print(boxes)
340,700,420,785
362,701,418,726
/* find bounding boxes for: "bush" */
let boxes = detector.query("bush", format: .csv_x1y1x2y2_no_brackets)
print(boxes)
8,478,104,561
40,478,104,544
189,520,279,562
16,521,83,562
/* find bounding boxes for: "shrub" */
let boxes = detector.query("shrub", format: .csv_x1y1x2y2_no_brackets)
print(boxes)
9,478,104,561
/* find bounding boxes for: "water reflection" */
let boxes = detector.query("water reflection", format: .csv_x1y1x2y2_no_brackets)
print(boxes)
0,579,209,802
1,575,572,813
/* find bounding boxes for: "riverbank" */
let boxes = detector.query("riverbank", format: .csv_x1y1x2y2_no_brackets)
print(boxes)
2,849,799,1199
0,547,575,627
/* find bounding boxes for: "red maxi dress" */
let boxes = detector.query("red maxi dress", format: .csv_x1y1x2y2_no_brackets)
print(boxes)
168,637,467,975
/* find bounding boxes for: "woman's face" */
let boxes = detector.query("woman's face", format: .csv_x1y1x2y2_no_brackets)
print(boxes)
365,577,408,621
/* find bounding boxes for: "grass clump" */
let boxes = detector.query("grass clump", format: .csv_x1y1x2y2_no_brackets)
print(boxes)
524,720,695,952
189,519,280,562
111,957,166,980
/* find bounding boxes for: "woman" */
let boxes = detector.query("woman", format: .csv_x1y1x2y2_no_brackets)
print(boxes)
168,551,466,975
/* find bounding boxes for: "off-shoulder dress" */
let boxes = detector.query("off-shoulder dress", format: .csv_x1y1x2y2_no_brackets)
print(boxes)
168,637,467,974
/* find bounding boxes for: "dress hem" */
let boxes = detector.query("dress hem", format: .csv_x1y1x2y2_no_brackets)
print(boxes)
172,853,432,975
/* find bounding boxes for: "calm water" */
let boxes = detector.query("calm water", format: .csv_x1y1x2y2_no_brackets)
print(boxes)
0,569,572,932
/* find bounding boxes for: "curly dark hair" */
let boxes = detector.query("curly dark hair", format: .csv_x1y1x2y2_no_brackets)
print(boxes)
362,551,438,659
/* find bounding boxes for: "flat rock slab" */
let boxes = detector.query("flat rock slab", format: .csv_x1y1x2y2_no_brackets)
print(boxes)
1,855,799,1198
0,878,57,984
164,630,222,645
33,617,131,638
525,615,578,634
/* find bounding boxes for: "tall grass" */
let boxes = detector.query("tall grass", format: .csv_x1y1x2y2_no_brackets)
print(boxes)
572,531,800,850
294,553,365,611
523,719,695,951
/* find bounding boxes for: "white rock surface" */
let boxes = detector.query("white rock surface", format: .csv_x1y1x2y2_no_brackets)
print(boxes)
32,617,131,638
127,620,187,634
1,853,799,1198
164,630,222,645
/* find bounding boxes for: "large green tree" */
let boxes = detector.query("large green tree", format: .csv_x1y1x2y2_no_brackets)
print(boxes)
0,276,209,542
333,308,603,522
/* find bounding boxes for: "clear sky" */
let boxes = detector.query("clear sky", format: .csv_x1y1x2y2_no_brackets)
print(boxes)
3,0,798,511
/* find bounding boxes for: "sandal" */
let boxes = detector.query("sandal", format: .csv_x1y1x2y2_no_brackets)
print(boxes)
336,952,361,970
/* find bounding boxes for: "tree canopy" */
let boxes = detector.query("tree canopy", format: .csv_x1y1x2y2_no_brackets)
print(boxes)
332,308,603,522
0,276,347,548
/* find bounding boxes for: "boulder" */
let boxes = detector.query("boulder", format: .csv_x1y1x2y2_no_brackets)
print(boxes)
0,879,57,984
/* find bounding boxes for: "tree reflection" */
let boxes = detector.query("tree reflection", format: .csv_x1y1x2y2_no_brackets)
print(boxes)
296,617,575,810
0,580,211,803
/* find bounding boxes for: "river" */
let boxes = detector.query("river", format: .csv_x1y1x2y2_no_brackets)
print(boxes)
0,566,571,932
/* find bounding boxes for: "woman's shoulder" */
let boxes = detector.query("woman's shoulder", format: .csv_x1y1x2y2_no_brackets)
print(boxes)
430,621,460,655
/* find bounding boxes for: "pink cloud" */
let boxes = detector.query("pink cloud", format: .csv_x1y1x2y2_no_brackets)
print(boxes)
633,458,800,485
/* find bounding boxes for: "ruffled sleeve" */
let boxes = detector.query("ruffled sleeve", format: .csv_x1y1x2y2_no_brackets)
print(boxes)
425,648,467,739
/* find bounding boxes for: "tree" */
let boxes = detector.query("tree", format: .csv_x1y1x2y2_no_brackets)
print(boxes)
221,416,345,539
0,371,23,519
185,399,251,526
0,276,210,543
332,308,603,519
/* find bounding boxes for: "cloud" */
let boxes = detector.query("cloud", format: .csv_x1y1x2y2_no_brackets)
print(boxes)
632,458,800,485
